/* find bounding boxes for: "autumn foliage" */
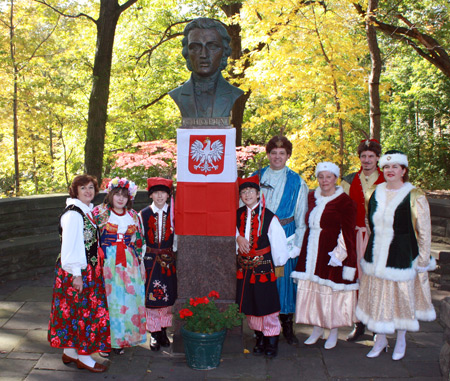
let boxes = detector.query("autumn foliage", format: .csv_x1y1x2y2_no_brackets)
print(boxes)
106,139,265,188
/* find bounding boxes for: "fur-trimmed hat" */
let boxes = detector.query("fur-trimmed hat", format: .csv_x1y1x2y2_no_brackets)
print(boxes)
265,135,293,156
379,150,408,168
315,162,340,178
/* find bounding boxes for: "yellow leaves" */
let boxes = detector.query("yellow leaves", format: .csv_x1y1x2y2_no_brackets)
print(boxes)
240,0,369,183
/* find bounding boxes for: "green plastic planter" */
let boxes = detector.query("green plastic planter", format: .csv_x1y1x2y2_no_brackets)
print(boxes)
181,327,227,370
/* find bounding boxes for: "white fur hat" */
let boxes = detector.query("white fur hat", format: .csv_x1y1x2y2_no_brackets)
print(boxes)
315,162,340,178
379,150,408,168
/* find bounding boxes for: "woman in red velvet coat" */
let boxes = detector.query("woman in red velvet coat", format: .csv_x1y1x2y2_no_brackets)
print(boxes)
291,162,358,350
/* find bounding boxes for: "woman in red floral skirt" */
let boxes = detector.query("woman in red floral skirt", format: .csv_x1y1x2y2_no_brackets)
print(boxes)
48,174,110,373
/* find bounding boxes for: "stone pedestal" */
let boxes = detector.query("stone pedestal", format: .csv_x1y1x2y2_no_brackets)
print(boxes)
172,235,239,352
440,296,450,379
172,117,241,352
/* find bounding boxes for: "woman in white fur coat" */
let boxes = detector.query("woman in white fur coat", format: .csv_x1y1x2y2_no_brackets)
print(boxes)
291,162,358,350
356,150,436,361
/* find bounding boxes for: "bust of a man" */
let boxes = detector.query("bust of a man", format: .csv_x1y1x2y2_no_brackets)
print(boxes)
169,18,244,118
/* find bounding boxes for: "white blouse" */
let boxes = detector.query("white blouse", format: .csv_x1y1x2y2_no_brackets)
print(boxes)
60,198,94,276
150,202,178,251
108,210,135,234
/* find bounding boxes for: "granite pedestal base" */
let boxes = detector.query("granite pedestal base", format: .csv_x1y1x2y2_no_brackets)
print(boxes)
172,235,241,352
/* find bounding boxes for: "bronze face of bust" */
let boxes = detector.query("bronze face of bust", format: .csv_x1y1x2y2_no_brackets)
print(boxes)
187,28,224,78
169,18,244,119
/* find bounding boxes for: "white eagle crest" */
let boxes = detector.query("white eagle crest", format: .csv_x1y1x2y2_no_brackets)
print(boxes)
190,137,224,173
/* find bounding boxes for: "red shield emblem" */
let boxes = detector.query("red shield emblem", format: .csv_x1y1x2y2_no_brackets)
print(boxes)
188,135,225,175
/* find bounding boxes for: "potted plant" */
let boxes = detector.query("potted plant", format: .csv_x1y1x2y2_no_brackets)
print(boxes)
179,290,244,370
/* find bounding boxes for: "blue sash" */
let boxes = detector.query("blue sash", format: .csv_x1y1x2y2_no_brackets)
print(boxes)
256,166,302,314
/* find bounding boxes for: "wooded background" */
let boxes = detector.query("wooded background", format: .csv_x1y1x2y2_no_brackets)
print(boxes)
1,0,449,197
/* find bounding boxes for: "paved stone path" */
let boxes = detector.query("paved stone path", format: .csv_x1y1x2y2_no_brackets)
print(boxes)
0,269,448,380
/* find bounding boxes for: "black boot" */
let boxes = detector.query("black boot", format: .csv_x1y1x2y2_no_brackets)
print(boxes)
253,330,265,356
264,335,279,358
150,331,161,351
347,322,366,342
280,313,299,345
160,327,170,347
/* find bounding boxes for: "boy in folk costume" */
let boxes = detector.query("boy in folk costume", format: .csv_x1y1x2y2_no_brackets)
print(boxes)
236,175,290,358
139,178,177,351
341,139,384,341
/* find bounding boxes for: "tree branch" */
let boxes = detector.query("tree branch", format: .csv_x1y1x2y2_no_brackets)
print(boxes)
34,0,97,24
134,91,170,112
119,0,139,13
18,15,60,72
136,20,189,63
352,2,450,78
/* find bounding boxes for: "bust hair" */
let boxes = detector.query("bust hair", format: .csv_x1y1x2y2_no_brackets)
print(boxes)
265,135,293,156
181,17,231,72
69,174,99,198
103,187,133,210
357,140,381,157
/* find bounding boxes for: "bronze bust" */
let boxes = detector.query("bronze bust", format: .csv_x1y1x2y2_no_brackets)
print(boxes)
169,18,244,118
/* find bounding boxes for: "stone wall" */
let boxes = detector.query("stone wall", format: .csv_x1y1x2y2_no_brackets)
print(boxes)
440,297,450,380
0,194,449,281
430,198,450,244
0,191,150,280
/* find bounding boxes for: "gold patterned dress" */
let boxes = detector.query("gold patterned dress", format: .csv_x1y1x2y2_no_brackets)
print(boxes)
356,183,436,334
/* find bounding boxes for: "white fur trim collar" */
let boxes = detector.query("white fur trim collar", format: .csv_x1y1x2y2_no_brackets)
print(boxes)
314,186,344,203
363,182,416,281
294,186,358,291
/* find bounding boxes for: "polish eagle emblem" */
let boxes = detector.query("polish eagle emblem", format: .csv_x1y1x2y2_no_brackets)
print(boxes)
190,137,224,173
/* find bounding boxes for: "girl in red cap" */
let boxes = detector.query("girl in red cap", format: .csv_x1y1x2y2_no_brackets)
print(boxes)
139,177,177,351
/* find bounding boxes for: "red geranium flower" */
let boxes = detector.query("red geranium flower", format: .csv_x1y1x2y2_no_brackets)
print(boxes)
180,290,243,333
190,296,209,307
208,290,220,299
179,308,193,319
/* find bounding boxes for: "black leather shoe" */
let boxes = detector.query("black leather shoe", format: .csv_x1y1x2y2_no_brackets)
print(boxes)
347,322,366,342
160,327,170,347
280,313,299,345
150,331,161,351
253,331,265,356
264,335,279,358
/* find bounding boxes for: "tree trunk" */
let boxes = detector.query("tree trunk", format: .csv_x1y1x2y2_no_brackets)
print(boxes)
222,2,249,147
366,0,382,141
84,1,122,182
231,92,250,147
13,70,20,195
9,0,20,195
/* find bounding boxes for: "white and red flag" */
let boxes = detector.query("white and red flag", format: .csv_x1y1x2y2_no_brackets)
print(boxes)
176,128,238,236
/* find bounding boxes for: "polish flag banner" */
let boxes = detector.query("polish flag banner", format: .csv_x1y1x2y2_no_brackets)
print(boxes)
176,128,238,236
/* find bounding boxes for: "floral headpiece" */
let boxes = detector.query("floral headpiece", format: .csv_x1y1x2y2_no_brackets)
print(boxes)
107,177,138,200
